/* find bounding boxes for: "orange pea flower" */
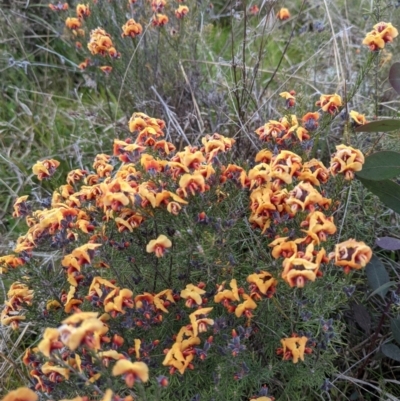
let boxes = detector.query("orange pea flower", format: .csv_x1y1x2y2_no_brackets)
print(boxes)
41,361,70,381
112,360,149,387
99,66,112,74
71,243,102,265
78,58,91,70
189,307,214,337
249,5,259,15
300,211,336,244
146,235,172,257
277,336,311,363
0,255,25,273
32,159,60,180
349,110,368,126
247,271,277,298
297,159,329,186
285,182,331,214
162,334,200,374
154,289,176,313
180,284,206,307
279,90,296,107
214,279,240,312
316,93,342,114
76,4,90,18
330,145,365,180
301,111,320,131
178,173,207,197
175,5,189,18
276,8,290,20
363,22,398,51
12,195,30,218
2,388,38,401
269,237,298,259
235,294,257,318
121,19,143,38
329,239,372,274
255,120,287,142
151,0,166,12
60,317,108,351
152,14,169,27
65,17,81,30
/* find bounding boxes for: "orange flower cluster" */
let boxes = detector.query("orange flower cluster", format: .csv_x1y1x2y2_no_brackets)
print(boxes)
121,19,143,38
0,282,33,330
215,274,277,317
87,28,120,59
255,114,311,145
163,311,212,374
363,22,398,51
0,96,377,401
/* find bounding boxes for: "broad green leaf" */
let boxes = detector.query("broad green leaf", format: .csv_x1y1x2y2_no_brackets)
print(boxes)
356,151,400,180
391,318,400,345
365,255,390,299
389,62,400,95
368,281,396,299
357,177,400,214
375,237,400,251
355,119,400,132
381,343,400,362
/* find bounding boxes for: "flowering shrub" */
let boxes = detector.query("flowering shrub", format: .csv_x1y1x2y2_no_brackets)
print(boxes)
1,93,377,399
2,0,400,398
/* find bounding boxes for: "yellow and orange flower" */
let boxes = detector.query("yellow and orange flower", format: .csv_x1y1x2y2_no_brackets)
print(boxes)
1,387,38,401
235,294,257,318
112,360,149,387
247,271,277,298
99,66,112,74
330,145,365,180
121,19,143,38
301,112,320,131
300,211,336,244
329,239,372,274
277,336,311,363
189,307,214,337
146,235,172,258
297,159,329,186
178,173,208,197
162,330,200,374
363,22,398,51
65,17,81,30
276,8,290,20
279,90,296,107
76,3,90,18
32,159,60,180
12,195,30,218
316,93,342,114
180,284,206,307
152,14,169,27
175,5,189,18
349,110,368,126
